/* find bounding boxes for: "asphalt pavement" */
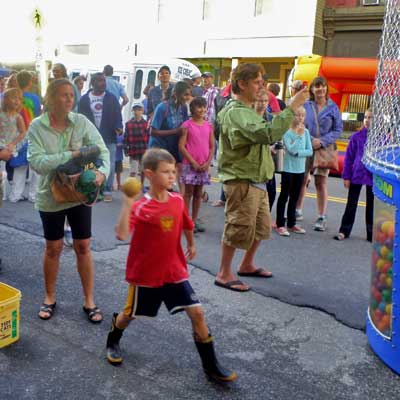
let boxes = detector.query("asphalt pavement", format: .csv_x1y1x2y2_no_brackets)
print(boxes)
0,171,373,329
1,170,400,399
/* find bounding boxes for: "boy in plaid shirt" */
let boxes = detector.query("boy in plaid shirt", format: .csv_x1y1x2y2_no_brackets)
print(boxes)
123,103,149,186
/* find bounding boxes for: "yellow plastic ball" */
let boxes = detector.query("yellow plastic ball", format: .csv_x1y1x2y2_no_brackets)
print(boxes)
121,177,142,198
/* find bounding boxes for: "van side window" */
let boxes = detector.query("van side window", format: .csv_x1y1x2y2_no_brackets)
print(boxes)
134,70,143,99
147,71,156,85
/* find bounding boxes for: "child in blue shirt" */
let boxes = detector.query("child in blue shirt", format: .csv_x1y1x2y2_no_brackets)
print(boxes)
276,107,312,236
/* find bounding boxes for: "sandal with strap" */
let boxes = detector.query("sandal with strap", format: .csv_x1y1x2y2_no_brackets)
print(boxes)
38,302,56,320
83,306,103,324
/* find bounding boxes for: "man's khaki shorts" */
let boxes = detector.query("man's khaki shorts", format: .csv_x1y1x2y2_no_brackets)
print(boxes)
222,181,271,250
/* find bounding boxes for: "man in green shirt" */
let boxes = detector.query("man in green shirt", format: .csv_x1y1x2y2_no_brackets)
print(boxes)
215,63,308,292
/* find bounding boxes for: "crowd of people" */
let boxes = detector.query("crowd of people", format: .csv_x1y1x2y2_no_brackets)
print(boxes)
0,61,374,381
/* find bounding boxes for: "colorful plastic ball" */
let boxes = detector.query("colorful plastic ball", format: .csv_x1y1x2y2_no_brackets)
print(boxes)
386,277,393,288
386,303,392,315
384,238,393,248
381,315,391,329
382,289,391,302
387,252,393,262
377,232,387,245
370,298,378,310
381,221,395,238
380,246,390,258
376,258,386,271
379,302,387,313
374,309,384,322
382,262,392,274
375,220,384,231
374,291,382,303
379,273,388,284
377,282,386,291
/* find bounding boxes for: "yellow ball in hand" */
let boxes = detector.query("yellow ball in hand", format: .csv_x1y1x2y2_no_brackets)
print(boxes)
121,177,142,197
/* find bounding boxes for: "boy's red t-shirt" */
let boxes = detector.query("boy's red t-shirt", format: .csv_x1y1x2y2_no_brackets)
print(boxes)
126,192,194,287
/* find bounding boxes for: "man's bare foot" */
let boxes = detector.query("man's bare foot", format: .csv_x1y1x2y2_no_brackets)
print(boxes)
237,266,273,278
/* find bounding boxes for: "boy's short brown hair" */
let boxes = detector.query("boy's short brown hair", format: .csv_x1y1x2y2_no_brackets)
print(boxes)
142,148,175,171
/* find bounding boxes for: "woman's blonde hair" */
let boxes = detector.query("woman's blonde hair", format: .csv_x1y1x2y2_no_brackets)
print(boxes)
44,78,73,111
1,88,22,112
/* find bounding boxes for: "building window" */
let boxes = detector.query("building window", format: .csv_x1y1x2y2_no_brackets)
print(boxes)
134,70,143,99
255,0,269,16
147,70,156,85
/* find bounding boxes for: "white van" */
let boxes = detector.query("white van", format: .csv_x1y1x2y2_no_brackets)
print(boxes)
64,57,200,122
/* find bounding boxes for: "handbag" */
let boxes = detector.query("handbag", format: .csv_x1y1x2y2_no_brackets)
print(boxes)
50,130,102,205
311,105,339,170
313,143,338,170
9,141,28,168
50,170,88,204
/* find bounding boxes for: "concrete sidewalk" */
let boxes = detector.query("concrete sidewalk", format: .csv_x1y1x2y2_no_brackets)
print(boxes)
0,225,399,399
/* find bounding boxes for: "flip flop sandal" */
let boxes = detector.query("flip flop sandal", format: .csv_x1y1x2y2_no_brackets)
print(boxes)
38,302,56,320
214,279,250,292
83,306,103,324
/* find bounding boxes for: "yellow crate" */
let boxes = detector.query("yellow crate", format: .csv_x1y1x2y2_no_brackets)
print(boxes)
0,282,21,348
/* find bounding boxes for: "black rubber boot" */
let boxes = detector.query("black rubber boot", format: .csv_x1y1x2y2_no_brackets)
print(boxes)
106,313,124,365
195,335,237,382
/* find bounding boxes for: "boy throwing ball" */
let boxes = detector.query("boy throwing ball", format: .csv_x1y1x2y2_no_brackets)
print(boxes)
106,148,237,382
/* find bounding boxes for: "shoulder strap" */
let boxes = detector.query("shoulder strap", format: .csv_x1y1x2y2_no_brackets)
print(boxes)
311,104,320,138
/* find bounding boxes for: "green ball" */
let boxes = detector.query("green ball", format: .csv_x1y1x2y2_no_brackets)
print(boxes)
370,298,378,310
382,289,392,303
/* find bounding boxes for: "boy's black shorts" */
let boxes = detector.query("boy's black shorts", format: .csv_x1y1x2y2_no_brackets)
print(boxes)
123,281,201,317
39,204,92,241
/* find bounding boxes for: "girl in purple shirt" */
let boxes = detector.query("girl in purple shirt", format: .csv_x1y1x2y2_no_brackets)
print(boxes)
179,97,214,233
334,109,373,242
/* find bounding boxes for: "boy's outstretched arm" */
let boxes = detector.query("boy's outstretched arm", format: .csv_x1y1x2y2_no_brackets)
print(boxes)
115,194,136,241
184,229,196,261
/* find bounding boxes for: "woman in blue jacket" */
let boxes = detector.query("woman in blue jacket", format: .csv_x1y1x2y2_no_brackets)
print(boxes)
296,77,343,232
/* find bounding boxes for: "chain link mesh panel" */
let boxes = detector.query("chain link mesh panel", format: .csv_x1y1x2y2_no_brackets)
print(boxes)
364,0,400,177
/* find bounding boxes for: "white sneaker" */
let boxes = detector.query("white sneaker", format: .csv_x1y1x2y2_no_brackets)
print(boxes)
64,229,73,247
314,216,327,232
295,209,303,221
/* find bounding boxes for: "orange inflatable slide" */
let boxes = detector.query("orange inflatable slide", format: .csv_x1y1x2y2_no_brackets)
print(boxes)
293,55,378,111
